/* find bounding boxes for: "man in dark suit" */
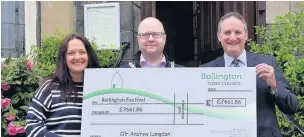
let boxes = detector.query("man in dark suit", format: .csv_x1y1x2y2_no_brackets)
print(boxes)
201,12,299,137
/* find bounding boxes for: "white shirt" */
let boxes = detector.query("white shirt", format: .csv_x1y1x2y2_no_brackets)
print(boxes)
224,49,247,67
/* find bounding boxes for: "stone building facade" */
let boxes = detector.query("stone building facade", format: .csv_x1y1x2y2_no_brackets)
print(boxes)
8,1,302,66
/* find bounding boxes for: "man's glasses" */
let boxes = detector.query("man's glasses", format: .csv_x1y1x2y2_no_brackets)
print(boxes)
138,32,166,40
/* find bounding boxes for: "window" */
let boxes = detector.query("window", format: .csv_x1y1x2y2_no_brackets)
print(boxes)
1,1,25,58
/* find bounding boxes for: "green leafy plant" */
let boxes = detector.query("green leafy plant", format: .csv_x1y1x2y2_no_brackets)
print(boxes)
1,56,40,136
91,41,120,68
30,30,69,78
249,5,304,137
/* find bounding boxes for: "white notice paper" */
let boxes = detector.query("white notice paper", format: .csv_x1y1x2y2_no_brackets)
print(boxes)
84,3,120,50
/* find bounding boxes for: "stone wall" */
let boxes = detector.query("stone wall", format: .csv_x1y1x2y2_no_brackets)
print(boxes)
266,1,302,24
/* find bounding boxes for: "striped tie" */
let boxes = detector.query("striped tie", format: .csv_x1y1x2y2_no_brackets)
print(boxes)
231,59,240,67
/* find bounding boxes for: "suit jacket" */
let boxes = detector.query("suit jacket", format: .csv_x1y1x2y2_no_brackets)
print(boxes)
201,51,299,137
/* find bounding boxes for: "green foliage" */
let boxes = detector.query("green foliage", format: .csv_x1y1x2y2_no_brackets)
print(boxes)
30,30,68,78
276,96,304,137
249,6,304,137
90,41,120,68
31,30,120,78
1,56,40,136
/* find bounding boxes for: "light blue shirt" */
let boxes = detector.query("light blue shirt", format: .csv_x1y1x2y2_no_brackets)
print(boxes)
224,50,247,67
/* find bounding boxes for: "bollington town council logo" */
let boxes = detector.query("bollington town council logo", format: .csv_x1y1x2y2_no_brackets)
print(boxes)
111,70,123,88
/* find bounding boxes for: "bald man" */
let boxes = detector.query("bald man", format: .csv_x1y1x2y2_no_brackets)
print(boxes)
121,17,183,68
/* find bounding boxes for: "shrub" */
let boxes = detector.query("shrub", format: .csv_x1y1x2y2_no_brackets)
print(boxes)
1,56,40,137
30,30,68,78
249,5,304,137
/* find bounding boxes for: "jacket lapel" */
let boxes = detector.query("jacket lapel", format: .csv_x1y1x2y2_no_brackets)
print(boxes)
215,56,225,67
246,52,258,67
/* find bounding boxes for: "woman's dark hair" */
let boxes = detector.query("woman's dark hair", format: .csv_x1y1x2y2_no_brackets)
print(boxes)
53,33,100,102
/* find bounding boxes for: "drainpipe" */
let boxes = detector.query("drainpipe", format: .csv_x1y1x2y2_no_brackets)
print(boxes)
36,1,41,48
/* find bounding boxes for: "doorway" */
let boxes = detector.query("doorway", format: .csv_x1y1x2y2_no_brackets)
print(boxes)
156,1,198,67
156,1,222,67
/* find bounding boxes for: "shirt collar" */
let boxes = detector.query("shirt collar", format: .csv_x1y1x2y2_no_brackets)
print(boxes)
140,54,166,68
224,49,247,67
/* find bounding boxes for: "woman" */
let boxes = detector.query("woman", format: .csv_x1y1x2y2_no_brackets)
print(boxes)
25,33,100,137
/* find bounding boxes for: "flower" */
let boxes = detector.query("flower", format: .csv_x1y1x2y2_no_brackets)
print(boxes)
8,122,14,128
16,126,25,133
1,98,11,109
6,114,16,121
8,123,17,136
8,123,25,135
1,64,7,69
1,83,11,91
26,61,34,71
